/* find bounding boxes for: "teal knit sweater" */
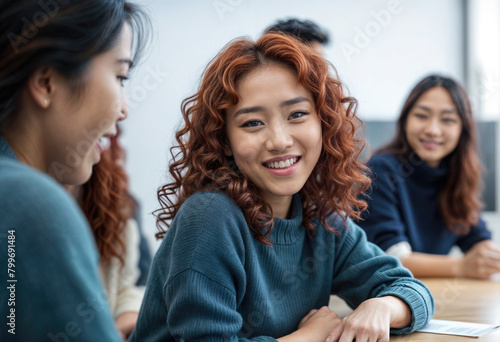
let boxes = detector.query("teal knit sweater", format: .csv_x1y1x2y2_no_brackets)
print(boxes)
131,191,434,341
0,137,122,341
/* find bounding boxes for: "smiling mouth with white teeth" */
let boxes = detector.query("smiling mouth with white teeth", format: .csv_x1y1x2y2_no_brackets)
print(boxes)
265,157,299,169
96,136,111,152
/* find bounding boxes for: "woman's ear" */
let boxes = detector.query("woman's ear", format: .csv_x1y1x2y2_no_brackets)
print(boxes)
27,66,55,109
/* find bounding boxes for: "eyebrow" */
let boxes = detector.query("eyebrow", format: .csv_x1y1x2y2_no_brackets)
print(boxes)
117,59,133,69
414,104,456,114
233,96,312,117
280,96,311,108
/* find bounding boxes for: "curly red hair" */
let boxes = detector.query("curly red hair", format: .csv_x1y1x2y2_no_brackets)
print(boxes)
156,33,371,244
80,132,136,266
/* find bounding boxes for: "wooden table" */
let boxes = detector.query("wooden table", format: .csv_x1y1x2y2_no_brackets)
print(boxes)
329,278,500,341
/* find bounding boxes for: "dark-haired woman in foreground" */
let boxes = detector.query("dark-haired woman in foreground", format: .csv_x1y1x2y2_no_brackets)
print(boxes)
0,1,149,340
359,75,500,279
131,33,433,342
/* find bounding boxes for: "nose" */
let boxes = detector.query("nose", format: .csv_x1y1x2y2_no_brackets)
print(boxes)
118,90,129,121
424,117,441,137
265,120,293,151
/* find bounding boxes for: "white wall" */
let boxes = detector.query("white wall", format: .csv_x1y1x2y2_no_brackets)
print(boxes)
121,0,490,251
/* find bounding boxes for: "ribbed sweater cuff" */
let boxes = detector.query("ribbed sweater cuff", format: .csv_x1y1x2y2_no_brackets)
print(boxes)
377,281,434,335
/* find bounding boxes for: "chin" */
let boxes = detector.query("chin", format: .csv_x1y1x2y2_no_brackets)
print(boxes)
63,167,93,186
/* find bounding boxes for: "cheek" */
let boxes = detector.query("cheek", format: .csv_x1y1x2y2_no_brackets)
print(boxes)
235,146,258,166
405,119,417,137
92,76,121,118
405,124,421,145
449,129,462,148
302,121,323,153
230,137,259,167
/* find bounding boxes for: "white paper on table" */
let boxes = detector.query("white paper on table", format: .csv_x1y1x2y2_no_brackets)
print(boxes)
417,319,500,338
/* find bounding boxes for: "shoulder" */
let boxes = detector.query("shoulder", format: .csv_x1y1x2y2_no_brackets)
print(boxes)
182,190,241,211
175,191,246,232
0,158,92,243
161,191,248,289
167,191,248,255
366,153,407,188
320,214,387,260
1,159,78,211
320,213,367,244
326,214,366,238
367,153,400,173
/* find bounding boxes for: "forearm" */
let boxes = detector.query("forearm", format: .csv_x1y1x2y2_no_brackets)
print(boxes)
277,331,306,342
402,252,461,277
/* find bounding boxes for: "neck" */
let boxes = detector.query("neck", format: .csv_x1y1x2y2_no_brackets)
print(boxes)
266,195,293,219
64,184,82,201
2,118,48,174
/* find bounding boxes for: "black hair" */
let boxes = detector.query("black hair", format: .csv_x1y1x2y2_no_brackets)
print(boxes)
264,18,330,46
0,0,151,128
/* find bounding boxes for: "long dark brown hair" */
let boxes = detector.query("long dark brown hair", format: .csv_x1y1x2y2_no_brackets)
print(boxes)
378,75,482,234
155,33,371,244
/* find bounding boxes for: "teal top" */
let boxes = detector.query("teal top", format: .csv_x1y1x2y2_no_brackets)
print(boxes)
0,136,122,341
131,191,434,341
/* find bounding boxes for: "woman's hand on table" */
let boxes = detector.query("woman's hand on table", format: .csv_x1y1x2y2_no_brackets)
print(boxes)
277,306,342,342
460,240,500,279
325,296,411,342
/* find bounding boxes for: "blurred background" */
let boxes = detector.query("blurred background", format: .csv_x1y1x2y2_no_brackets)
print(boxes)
121,0,500,251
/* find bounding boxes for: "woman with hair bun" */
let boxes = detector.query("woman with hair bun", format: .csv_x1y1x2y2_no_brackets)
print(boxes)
132,33,434,342
0,0,150,340
359,75,500,280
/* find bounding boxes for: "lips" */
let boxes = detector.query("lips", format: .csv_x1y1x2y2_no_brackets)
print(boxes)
421,140,441,150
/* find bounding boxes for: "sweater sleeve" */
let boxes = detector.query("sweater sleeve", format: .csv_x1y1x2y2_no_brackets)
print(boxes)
165,269,275,342
0,165,122,341
132,192,276,342
455,218,492,253
113,219,145,317
359,154,410,251
331,219,434,335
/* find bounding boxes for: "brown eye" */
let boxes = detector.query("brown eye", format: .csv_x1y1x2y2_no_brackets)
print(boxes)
414,113,427,119
289,111,309,119
241,120,263,128
442,118,457,124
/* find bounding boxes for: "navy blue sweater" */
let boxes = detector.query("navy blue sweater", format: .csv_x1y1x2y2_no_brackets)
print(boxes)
359,153,491,254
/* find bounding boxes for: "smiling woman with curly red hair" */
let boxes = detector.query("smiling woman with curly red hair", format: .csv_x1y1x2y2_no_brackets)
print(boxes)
131,33,434,342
